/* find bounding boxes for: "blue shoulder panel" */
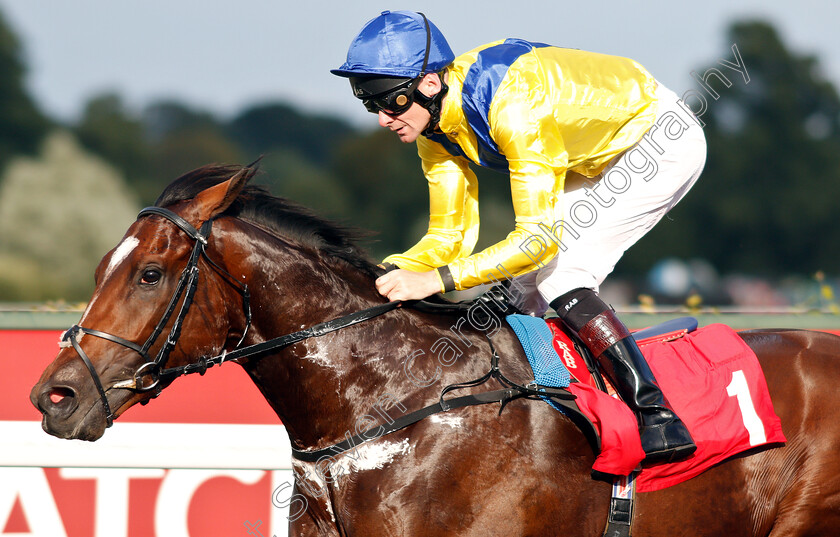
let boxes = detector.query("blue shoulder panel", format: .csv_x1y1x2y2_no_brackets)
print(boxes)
460,39,550,173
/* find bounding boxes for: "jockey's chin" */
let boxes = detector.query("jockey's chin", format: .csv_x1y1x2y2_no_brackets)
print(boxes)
378,105,431,144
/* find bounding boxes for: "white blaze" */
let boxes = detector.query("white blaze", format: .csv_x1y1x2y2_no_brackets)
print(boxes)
104,236,139,282
79,236,138,325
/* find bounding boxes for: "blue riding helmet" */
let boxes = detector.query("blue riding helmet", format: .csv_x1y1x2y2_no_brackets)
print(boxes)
332,11,453,130
331,10,454,79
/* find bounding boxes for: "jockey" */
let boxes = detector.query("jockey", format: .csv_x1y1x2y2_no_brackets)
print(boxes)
332,10,705,464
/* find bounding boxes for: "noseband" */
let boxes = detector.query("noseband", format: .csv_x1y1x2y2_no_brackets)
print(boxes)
57,206,581,459
60,207,252,427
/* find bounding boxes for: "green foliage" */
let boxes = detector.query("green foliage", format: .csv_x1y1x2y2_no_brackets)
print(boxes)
620,20,840,278
0,8,49,168
142,101,245,203
75,93,152,194
2,9,839,303
73,97,247,205
328,129,431,260
0,131,140,301
227,103,356,163
252,150,351,219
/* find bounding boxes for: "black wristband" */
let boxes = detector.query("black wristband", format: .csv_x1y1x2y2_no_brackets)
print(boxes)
380,262,400,273
437,266,456,293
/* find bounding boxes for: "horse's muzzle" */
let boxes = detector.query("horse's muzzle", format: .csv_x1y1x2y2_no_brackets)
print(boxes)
34,384,79,421
30,377,110,441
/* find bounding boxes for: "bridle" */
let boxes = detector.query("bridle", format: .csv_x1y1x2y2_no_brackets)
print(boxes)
60,206,252,427
59,205,399,428
58,205,580,457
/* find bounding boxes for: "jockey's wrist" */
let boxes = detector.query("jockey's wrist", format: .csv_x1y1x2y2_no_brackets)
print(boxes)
436,266,456,293
379,262,399,273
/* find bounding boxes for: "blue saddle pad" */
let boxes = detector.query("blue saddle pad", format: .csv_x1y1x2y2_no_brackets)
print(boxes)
506,314,570,388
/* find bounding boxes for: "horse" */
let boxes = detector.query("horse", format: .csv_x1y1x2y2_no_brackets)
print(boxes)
31,163,840,536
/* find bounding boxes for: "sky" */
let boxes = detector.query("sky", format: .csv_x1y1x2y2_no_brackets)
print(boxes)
1,0,838,128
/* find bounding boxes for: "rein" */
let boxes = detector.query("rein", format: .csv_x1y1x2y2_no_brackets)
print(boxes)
61,206,584,459
60,206,400,427
153,299,402,378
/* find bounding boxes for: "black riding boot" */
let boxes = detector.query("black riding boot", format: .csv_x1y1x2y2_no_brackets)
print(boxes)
551,288,696,464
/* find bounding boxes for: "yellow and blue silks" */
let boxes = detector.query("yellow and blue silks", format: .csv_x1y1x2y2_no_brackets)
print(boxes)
384,39,659,292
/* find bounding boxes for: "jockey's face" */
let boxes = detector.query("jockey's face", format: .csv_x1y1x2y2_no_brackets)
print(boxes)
376,73,441,144
377,102,431,143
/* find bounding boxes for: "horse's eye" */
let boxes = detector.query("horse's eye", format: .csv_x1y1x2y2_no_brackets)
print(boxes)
140,269,162,285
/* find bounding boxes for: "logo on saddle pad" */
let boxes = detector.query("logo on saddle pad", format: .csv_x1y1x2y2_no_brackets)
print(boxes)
555,339,578,369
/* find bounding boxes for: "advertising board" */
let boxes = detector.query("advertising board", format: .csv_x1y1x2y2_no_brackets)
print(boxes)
1,329,292,537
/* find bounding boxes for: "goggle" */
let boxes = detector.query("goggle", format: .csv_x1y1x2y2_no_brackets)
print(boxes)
359,77,422,116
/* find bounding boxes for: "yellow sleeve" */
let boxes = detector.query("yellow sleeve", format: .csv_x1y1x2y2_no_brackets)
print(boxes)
382,136,480,291
446,71,566,291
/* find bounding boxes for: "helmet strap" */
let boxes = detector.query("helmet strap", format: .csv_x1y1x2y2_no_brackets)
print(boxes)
414,12,446,136
417,75,449,137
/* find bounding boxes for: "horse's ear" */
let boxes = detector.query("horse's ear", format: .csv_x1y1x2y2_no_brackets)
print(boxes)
191,167,250,222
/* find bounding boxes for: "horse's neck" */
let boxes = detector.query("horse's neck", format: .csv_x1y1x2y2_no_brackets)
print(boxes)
235,235,402,448
226,223,510,451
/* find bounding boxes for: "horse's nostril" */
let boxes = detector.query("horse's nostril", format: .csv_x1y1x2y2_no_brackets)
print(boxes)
47,386,75,407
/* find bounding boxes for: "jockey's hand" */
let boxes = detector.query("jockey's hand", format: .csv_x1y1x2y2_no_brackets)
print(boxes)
375,269,442,302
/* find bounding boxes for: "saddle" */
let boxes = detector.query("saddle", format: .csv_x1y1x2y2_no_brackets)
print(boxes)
290,283,784,491
507,312,786,488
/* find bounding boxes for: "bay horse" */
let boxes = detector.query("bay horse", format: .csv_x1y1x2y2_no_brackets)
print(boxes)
31,164,840,536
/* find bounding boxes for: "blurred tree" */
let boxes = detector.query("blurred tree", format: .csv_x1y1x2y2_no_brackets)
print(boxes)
224,102,359,228
253,149,351,219
144,100,222,142
329,129,430,260
329,128,517,261
227,103,356,163
620,20,840,279
0,8,49,169
143,101,244,202
74,92,153,197
0,131,140,301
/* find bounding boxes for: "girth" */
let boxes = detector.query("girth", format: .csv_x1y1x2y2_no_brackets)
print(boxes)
291,332,598,462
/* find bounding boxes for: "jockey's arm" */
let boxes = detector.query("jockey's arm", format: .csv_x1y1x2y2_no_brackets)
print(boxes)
380,95,568,298
441,97,567,292
382,140,480,293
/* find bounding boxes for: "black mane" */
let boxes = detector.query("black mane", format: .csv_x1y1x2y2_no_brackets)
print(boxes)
155,164,378,277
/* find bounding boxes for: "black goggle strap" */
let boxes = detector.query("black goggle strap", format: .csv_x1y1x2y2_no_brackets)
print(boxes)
419,76,449,136
386,79,423,112
414,12,446,134
360,78,416,111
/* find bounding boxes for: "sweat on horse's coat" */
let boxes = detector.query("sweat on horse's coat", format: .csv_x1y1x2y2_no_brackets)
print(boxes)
30,164,840,537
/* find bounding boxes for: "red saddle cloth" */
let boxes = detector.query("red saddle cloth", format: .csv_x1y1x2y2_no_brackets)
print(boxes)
545,321,786,492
